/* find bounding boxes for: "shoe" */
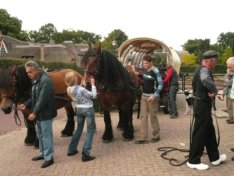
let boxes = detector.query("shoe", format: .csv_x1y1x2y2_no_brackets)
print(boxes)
231,147,234,152
32,155,44,161
211,154,227,166
187,162,209,170
67,151,78,156
41,159,54,168
150,137,160,143
82,155,95,162
226,119,234,124
134,139,149,144
170,114,178,119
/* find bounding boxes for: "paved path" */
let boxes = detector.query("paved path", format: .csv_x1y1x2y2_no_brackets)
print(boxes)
0,95,234,176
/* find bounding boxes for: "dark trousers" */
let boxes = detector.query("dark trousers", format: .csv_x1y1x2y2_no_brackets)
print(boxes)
168,85,178,115
188,100,219,164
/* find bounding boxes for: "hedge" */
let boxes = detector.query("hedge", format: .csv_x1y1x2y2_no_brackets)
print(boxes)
0,58,84,74
180,64,227,74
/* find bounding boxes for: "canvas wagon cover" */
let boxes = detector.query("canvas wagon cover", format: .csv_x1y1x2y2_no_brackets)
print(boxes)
118,37,181,73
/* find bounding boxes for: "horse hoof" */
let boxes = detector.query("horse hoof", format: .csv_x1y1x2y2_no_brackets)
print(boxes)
122,138,134,142
117,127,123,131
61,134,72,137
102,139,112,143
24,143,34,146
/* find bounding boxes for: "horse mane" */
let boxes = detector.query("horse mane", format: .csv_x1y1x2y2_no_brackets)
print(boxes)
0,68,12,88
15,65,32,101
82,47,135,90
98,50,131,88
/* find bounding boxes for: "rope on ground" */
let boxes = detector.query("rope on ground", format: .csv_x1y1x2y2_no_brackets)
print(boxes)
157,147,189,166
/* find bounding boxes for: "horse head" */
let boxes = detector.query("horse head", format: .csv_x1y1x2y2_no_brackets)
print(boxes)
81,43,101,84
0,65,31,114
0,66,18,114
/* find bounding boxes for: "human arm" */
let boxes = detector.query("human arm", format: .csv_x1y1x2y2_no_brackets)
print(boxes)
148,68,164,102
200,67,218,98
90,77,97,98
163,68,173,83
223,72,233,95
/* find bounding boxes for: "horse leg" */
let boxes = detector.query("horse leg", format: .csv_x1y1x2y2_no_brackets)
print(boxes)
102,111,113,143
117,109,124,131
121,109,134,141
23,112,38,147
61,102,75,137
137,92,142,119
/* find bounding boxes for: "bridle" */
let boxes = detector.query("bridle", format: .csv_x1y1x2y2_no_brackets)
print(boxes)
0,73,22,126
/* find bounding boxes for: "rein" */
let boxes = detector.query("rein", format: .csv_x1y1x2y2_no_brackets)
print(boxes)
13,106,22,126
54,94,71,102
158,98,220,166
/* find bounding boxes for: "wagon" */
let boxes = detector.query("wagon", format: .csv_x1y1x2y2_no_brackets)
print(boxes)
118,37,181,113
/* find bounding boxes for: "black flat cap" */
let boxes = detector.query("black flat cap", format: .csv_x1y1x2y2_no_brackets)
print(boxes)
203,50,218,59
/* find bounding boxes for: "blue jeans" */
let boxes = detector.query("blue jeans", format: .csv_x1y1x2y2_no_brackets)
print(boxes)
36,119,54,161
68,107,95,157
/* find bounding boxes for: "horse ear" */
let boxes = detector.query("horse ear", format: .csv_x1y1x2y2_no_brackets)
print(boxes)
88,43,92,49
96,43,101,55
10,65,18,76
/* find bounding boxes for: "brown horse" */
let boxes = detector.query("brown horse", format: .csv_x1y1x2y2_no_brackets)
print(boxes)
81,44,139,142
0,65,83,146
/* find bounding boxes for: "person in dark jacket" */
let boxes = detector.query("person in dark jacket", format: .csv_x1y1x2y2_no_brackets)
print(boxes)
187,50,226,171
18,60,57,168
163,63,179,118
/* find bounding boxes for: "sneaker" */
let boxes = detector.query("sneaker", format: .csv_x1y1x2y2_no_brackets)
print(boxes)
150,137,160,143
232,156,234,161
211,154,227,166
187,162,209,170
226,119,234,124
134,139,149,144
231,147,234,152
170,114,178,119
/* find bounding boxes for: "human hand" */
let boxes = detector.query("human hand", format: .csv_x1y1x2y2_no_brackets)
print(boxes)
28,112,36,121
208,92,216,98
17,104,26,111
147,96,153,103
217,90,224,101
90,77,95,86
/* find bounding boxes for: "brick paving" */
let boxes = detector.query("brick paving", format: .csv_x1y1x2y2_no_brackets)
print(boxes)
0,95,234,176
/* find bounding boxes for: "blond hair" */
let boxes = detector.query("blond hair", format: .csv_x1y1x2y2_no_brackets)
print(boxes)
65,71,77,86
226,57,234,65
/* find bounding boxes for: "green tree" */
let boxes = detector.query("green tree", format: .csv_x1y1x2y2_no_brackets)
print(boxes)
217,32,234,55
53,30,101,44
0,9,22,37
181,52,196,65
36,23,57,43
183,39,210,63
220,47,233,65
102,29,128,55
16,30,30,41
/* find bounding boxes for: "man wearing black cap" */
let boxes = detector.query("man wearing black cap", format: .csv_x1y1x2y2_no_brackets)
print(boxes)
187,50,227,170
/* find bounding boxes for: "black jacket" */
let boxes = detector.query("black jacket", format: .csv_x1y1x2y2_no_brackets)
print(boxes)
25,71,57,121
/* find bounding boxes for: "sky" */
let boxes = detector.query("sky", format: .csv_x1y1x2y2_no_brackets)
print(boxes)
1,0,234,50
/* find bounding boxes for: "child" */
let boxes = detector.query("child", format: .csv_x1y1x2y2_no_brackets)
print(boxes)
65,71,97,162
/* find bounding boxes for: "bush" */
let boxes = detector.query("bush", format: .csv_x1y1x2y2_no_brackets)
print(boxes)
180,64,226,74
0,58,83,73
